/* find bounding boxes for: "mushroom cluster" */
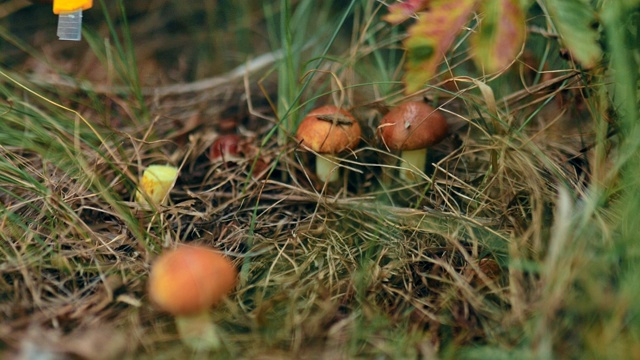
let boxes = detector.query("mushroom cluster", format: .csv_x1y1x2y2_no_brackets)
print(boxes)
141,101,449,348
295,102,448,184
295,105,361,183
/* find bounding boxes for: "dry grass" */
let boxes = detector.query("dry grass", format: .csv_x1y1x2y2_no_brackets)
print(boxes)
0,1,634,359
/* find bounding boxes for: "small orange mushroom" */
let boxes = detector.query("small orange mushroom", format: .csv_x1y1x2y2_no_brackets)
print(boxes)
295,105,361,183
148,245,237,349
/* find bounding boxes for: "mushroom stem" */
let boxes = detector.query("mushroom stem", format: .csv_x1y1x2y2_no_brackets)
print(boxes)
175,311,221,350
315,154,340,183
399,148,427,181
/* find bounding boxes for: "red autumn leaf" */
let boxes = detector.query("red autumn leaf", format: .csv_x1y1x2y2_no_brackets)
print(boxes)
471,0,526,73
402,0,478,93
383,0,432,25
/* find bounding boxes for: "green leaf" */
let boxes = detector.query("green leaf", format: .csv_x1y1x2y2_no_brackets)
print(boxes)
622,0,640,7
519,0,535,8
383,0,432,25
471,0,526,73
403,0,478,93
544,0,603,68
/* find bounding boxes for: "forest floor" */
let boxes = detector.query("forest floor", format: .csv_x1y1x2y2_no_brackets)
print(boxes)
1,1,638,359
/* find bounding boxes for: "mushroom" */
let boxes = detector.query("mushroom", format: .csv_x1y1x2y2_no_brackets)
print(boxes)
295,105,361,183
379,101,448,181
209,134,242,163
210,116,243,163
135,164,179,207
148,245,238,350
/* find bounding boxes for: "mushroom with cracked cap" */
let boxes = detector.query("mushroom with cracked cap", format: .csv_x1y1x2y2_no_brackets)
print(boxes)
295,105,361,183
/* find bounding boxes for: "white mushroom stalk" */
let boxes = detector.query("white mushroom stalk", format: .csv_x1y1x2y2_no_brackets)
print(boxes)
174,311,220,350
399,148,428,181
315,153,340,183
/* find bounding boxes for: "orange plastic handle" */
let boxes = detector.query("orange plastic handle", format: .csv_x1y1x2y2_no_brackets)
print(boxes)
53,0,92,14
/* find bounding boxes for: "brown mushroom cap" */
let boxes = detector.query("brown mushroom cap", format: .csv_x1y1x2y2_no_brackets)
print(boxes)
379,101,448,151
148,245,238,316
295,105,361,154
